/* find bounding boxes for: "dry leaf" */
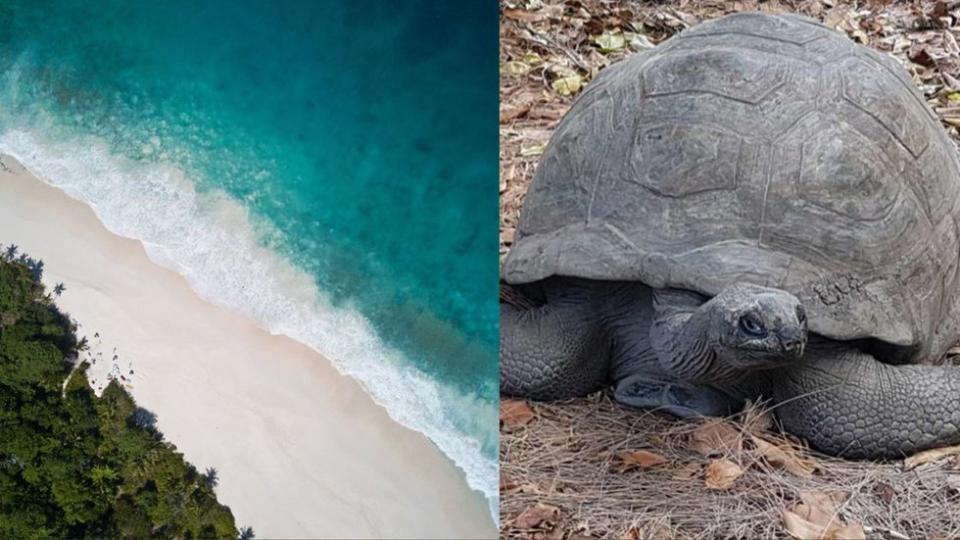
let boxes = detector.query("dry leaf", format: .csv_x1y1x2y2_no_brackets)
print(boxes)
528,102,568,121
688,419,741,456
752,435,816,478
783,508,829,540
551,74,583,96
903,443,960,469
520,52,543,65
500,91,537,123
504,60,532,76
833,524,867,540
784,491,864,540
798,490,845,522
520,142,547,156
502,8,546,22
501,399,535,430
513,502,561,529
505,481,543,495
823,6,849,28
704,458,744,489
594,32,626,53
500,90,538,123
500,102,532,123
615,450,668,473
783,509,865,540
627,32,656,51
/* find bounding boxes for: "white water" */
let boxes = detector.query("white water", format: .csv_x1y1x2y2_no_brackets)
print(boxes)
0,128,499,520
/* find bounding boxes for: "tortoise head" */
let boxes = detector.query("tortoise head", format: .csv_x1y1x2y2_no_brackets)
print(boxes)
710,283,808,370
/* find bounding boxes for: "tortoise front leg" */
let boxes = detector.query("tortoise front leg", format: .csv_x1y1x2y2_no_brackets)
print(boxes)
613,373,741,417
500,300,611,400
772,343,960,458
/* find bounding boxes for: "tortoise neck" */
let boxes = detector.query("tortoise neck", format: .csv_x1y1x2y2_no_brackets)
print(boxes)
650,289,747,384
655,305,720,383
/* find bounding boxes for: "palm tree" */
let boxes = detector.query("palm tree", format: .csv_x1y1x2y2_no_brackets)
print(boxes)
31,259,44,281
239,526,255,540
131,407,157,429
202,467,219,489
90,465,118,495
53,282,66,296
4,244,17,260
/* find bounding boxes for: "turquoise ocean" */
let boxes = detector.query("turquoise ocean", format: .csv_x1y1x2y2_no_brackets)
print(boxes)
0,1,498,515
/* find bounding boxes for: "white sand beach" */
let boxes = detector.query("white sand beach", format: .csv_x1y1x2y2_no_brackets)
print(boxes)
0,155,496,538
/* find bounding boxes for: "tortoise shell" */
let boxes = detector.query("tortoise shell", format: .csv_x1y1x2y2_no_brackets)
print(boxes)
502,12,960,362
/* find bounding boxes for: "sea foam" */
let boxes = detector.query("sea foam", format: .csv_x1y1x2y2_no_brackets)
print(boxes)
0,127,499,520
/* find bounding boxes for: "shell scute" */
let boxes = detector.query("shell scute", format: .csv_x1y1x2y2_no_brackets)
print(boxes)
795,122,901,221
680,12,830,46
504,13,960,360
643,47,788,104
628,124,742,198
839,56,930,157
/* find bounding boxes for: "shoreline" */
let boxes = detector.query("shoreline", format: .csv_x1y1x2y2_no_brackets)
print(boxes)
0,155,496,538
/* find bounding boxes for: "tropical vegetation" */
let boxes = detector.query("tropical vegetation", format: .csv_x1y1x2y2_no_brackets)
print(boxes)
0,245,245,538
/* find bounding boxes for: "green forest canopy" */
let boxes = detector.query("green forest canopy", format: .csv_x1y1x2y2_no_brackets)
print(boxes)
0,245,248,539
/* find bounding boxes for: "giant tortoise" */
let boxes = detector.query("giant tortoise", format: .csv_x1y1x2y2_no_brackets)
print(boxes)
501,12,960,458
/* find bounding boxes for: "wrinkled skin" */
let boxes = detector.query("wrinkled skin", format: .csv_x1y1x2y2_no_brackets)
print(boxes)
501,12,960,460
501,278,960,458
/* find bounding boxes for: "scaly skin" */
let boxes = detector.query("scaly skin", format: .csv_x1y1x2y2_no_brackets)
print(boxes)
499,301,611,400
771,344,960,458
501,279,960,459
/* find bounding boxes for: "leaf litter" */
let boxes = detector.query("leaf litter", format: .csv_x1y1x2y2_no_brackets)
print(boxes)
501,0,960,538
501,395,960,539
614,450,669,473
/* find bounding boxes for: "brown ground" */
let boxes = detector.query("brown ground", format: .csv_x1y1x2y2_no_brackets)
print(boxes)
499,1,960,538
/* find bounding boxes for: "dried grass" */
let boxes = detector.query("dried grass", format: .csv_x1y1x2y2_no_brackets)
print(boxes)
499,1,960,537
501,397,960,539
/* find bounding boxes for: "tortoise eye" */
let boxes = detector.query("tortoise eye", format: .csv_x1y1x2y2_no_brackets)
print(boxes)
739,315,765,336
